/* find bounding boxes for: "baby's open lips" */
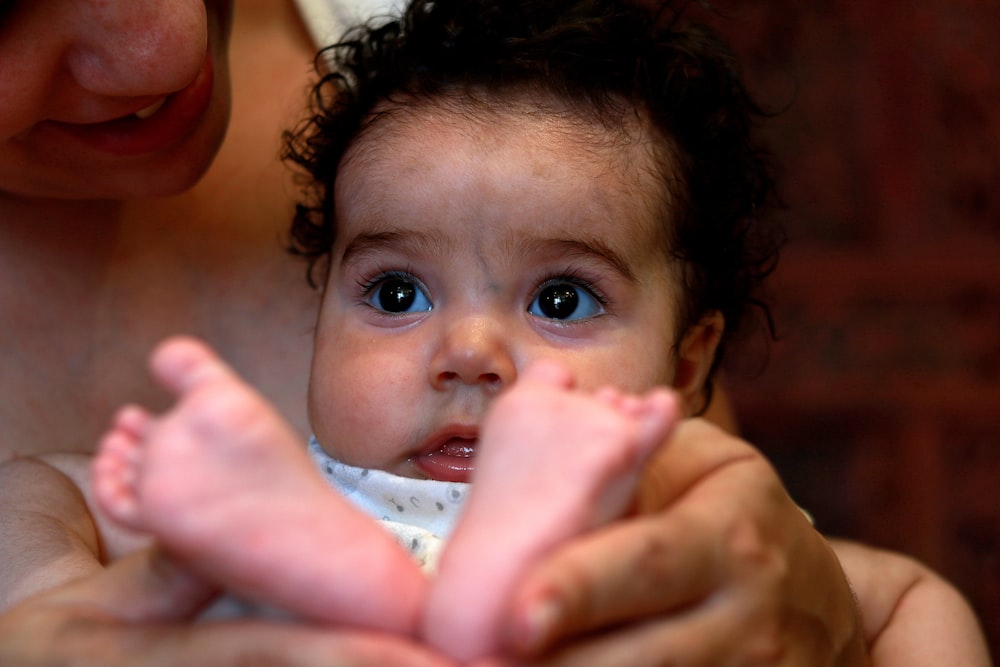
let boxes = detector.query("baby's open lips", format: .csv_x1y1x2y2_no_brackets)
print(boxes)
413,429,480,482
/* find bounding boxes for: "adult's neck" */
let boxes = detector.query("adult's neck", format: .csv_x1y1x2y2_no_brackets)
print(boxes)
0,190,311,460
0,192,124,229
0,194,128,300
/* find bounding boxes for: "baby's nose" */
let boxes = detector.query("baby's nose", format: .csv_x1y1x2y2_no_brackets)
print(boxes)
429,315,516,391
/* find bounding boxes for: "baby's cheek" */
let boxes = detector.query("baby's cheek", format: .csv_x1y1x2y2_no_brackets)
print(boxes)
590,353,676,394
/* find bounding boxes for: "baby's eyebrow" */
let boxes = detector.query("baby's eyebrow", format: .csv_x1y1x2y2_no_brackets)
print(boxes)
341,228,638,283
519,236,639,283
340,229,450,266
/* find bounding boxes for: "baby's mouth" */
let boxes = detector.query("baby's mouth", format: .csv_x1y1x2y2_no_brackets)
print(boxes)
435,438,477,459
414,432,479,483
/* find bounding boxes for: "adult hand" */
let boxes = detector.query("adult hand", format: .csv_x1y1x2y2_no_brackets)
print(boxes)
0,547,454,667
490,419,868,667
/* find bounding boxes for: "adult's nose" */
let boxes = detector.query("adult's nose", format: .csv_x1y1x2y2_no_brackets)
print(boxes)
429,314,517,393
65,0,209,97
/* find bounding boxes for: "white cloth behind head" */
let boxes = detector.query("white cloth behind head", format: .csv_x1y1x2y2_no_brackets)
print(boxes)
293,0,407,49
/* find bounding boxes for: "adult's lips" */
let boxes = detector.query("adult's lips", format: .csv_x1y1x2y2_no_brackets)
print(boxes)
37,49,215,157
133,98,168,119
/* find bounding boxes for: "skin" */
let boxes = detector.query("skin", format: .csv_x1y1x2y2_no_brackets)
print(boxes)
0,548,450,667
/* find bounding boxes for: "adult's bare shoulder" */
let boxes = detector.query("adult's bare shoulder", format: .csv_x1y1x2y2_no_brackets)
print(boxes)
831,539,991,666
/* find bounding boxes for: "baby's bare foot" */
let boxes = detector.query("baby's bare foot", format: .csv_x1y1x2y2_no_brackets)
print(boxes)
424,361,679,660
91,336,425,633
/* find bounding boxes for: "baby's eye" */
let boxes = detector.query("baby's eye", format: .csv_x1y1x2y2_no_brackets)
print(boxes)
367,276,432,314
528,281,605,321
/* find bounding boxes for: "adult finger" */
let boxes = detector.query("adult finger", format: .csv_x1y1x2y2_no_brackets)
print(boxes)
501,420,772,652
501,511,726,653
1,548,457,667
489,595,838,667
137,623,456,667
0,605,454,667
495,529,853,667
49,546,219,621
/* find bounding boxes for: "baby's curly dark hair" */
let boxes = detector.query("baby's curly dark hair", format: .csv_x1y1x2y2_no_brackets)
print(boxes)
284,0,783,404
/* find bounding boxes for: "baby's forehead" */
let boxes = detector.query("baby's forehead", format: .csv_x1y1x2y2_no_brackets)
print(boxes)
332,92,682,282
341,89,677,221
358,89,654,150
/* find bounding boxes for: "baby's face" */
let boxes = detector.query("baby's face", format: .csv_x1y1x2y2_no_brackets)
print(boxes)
310,97,688,481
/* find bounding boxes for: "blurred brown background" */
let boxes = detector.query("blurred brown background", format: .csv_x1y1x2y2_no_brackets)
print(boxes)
703,0,1000,657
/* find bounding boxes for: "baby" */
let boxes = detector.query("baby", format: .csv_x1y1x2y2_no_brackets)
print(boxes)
91,0,751,661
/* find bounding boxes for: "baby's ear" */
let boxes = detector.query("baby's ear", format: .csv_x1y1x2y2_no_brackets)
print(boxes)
673,311,724,414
